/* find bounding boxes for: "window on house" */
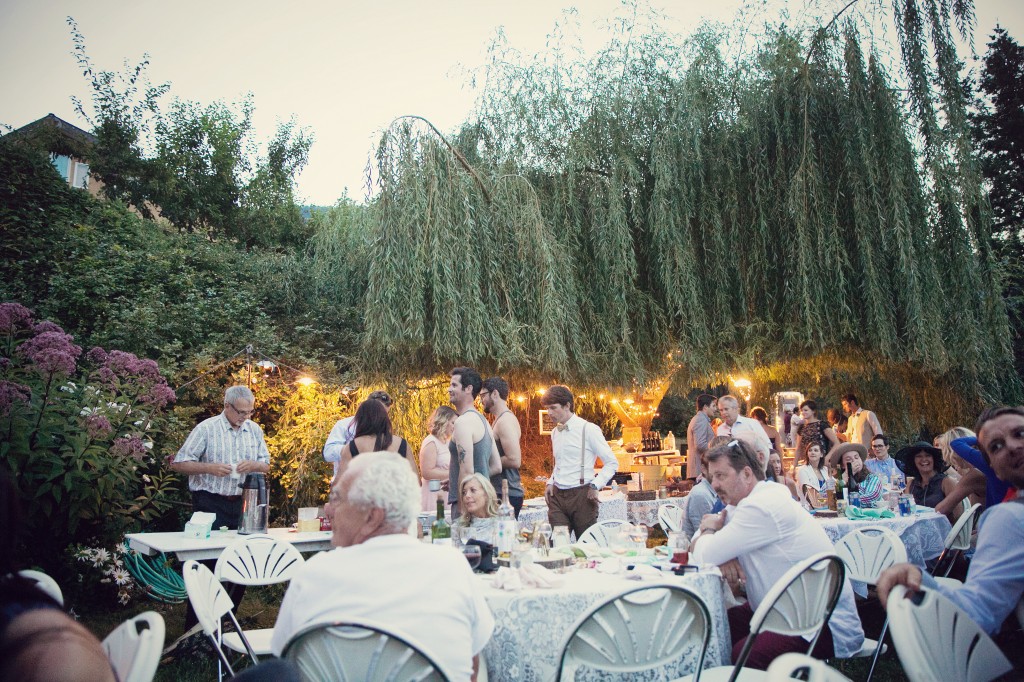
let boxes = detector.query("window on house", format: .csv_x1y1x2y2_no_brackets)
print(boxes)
72,162,90,190
50,154,71,182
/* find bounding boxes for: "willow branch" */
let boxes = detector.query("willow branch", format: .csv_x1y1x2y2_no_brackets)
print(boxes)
388,115,492,204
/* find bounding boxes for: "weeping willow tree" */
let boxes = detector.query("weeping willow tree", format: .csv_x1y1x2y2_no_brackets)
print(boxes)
337,0,1019,432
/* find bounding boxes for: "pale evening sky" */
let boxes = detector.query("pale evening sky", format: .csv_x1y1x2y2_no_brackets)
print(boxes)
1,0,1021,206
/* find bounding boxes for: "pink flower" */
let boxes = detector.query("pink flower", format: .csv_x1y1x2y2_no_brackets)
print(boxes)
0,380,32,415
85,414,113,440
86,347,108,364
139,383,176,409
110,436,147,462
0,303,34,335
32,321,65,335
16,331,82,377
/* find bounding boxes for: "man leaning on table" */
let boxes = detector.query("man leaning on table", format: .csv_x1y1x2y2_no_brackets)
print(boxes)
271,452,494,681
541,385,618,539
171,385,270,529
691,439,864,670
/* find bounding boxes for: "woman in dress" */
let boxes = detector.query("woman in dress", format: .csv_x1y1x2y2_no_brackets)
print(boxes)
898,441,956,510
794,400,839,466
420,405,456,512
796,442,835,507
453,473,499,543
767,450,800,500
334,399,416,483
750,406,783,455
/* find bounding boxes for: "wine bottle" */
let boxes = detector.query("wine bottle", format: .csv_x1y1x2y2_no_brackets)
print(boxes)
496,480,516,559
431,494,451,545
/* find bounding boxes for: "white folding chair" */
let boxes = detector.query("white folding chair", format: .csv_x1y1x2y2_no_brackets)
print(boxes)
886,585,1012,682
102,611,165,682
832,527,907,679
282,620,451,682
674,552,846,682
931,503,981,579
17,569,64,606
765,653,853,681
182,560,269,681
214,533,305,585
658,503,685,534
577,519,628,547
554,583,711,681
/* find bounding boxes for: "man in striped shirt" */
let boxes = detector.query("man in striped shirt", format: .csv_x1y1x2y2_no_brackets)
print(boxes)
172,385,271,529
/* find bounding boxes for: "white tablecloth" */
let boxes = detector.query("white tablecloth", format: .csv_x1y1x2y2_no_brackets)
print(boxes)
816,511,951,566
481,569,729,682
517,493,683,530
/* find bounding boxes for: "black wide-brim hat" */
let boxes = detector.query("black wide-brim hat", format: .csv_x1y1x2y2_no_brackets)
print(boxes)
895,441,948,479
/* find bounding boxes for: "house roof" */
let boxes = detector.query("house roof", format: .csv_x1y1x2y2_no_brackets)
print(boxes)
4,113,98,157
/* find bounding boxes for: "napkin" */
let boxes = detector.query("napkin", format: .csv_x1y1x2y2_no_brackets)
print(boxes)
490,564,564,591
844,506,895,520
624,564,662,580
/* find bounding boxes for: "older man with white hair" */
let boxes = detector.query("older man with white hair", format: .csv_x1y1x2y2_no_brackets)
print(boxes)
715,394,772,466
271,452,494,680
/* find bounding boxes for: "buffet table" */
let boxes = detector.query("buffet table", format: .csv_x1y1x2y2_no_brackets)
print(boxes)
125,527,334,562
480,568,729,682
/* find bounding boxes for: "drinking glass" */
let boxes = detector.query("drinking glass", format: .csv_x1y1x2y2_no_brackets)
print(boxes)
551,526,571,548
538,522,552,556
462,544,482,571
668,531,690,565
629,524,649,551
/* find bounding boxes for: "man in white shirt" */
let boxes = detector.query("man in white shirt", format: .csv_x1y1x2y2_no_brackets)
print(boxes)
715,395,772,468
692,439,864,670
841,393,883,450
322,390,392,477
541,385,619,538
271,452,494,680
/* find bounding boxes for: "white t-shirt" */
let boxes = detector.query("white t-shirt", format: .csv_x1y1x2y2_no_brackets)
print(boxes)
271,534,494,679
692,481,864,657
796,464,835,496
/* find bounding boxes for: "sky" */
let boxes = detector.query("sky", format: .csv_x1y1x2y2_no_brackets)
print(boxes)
2,1,1021,206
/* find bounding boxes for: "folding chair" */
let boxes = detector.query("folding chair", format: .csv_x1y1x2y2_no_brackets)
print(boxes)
658,502,685,534
832,526,907,680
182,560,268,681
674,552,846,682
931,502,981,583
102,611,165,682
214,533,305,585
554,583,711,681
886,585,1011,682
17,569,64,606
577,519,629,547
765,653,853,681
282,619,451,681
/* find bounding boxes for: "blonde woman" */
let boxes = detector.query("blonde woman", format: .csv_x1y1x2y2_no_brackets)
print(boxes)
419,405,457,512
453,473,499,543
934,427,983,520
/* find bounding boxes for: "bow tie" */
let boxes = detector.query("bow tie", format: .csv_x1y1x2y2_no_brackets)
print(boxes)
556,423,569,432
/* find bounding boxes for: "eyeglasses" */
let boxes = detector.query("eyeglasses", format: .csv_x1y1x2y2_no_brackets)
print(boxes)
871,443,887,449
229,403,254,418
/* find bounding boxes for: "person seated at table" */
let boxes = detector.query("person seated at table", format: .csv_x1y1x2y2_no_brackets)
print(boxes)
420,405,456,513
691,439,865,669
683,449,722,539
828,442,883,507
864,434,906,488
877,406,1024,668
767,451,800,500
750,406,783,455
939,428,1016,513
794,400,839,469
454,474,499,544
933,427,986,520
334,399,417,482
796,443,835,508
897,441,955,511
271,452,494,680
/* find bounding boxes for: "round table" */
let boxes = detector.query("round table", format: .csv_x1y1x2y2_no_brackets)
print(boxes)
815,510,951,567
517,493,682,530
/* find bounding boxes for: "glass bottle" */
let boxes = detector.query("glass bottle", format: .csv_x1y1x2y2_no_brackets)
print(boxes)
496,480,517,559
431,494,451,545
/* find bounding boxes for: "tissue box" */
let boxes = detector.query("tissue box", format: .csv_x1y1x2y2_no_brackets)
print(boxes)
184,511,216,539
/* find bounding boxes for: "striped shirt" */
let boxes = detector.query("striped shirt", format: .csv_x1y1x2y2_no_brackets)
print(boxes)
174,413,271,496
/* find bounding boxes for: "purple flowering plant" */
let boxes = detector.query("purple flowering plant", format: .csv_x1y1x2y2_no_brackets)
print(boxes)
1,302,179,557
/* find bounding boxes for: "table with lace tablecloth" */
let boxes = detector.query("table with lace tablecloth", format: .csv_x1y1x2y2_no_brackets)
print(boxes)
517,493,684,531
481,568,729,682
816,510,952,566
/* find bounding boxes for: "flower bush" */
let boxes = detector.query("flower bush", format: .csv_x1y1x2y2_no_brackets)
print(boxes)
71,542,141,606
0,303,179,573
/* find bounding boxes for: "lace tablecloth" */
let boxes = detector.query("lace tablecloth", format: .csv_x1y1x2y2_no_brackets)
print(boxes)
517,494,682,530
816,511,951,566
481,569,729,682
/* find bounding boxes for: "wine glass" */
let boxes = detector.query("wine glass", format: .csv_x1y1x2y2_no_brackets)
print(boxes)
629,523,648,551
461,544,482,571
538,522,552,556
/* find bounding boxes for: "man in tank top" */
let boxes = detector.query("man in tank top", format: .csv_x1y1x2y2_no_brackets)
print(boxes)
481,376,524,518
448,367,501,517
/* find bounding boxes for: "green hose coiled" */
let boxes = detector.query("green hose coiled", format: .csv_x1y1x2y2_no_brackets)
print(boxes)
123,551,187,603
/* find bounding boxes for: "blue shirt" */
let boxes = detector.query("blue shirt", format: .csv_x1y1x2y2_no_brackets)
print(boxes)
864,456,905,487
951,436,1011,508
922,492,1024,634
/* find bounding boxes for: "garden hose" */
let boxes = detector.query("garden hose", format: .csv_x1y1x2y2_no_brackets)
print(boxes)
123,552,187,603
